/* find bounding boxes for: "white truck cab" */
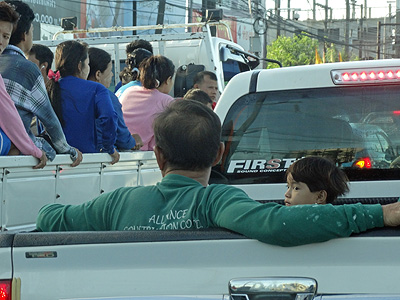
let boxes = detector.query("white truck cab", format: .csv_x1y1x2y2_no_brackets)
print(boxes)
40,22,261,97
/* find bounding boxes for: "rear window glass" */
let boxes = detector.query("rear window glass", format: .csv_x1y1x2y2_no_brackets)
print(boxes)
210,85,400,184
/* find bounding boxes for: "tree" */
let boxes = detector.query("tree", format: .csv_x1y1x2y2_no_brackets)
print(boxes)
266,34,318,69
326,43,359,62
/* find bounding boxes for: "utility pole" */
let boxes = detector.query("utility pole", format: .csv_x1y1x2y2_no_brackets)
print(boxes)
287,0,291,19
187,0,193,24
315,2,331,35
359,15,363,59
396,0,400,57
345,0,350,59
383,16,386,58
132,1,136,35
376,21,381,59
155,0,166,34
201,0,216,35
364,0,367,18
324,0,328,34
275,0,281,38
351,0,356,19
313,0,316,20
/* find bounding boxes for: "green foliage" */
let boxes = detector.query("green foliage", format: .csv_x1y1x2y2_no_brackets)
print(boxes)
326,43,360,62
325,43,338,63
266,34,318,69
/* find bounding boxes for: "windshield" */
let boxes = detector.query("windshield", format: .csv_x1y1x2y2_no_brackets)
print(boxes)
211,85,400,184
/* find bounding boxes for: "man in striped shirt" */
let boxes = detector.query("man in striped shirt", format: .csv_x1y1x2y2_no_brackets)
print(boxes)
0,1,82,166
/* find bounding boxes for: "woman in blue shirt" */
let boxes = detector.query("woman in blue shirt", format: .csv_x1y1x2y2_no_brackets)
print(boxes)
87,47,143,151
47,41,119,164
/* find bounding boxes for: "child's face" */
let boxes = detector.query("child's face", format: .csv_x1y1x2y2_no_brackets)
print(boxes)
284,173,324,206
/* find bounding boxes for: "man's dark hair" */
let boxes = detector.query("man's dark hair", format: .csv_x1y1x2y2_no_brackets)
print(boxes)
183,88,213,106
5,1,34,46
0,2,19,33
154,100,221,170
285,156,349,203
29,44,54,73
87,47,111,79
126,39,153,54
193,71,217,85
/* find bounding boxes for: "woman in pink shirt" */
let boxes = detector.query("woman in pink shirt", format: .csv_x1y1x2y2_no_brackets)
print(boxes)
0,74,47,168
120,55,175,151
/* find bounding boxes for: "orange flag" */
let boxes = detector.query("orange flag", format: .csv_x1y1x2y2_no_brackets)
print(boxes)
315,48,322,64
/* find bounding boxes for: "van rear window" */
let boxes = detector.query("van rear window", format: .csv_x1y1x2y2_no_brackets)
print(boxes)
211,85,400,184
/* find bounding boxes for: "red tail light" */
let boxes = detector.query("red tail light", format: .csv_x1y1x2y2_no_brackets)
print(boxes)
351,72,358,80
0,280,11,300
353,157,372,169
332,67,400,84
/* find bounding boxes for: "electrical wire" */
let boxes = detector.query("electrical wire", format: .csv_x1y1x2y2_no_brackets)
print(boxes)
37,0,392,56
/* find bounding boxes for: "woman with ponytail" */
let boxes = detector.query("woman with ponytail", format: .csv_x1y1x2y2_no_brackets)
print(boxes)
119,55,175,151
46,40,119,164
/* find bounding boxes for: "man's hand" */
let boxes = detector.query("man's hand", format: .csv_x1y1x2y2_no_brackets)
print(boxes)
33,150,47,169
110,149,120,165
71,148,83,167
382,202,400,227
132,133,143,150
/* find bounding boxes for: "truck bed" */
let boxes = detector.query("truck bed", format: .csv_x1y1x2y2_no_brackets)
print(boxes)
1,228,400,299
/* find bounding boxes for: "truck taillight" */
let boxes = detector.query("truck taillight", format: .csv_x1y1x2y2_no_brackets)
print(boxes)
354,157,372,169
0,280,11,300
332,67,400,84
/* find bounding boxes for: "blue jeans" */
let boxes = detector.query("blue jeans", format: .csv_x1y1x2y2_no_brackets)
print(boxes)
0,128,11,155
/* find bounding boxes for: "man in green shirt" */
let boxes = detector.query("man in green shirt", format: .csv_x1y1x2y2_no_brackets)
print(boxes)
36,100,400,247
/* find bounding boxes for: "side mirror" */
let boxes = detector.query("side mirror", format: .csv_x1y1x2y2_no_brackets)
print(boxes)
220,47,231,62
229,277,317,300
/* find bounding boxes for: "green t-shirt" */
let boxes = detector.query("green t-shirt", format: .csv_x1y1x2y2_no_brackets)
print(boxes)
36,174,384,247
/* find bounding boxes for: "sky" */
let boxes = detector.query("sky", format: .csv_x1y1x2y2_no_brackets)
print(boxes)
264,0,396,20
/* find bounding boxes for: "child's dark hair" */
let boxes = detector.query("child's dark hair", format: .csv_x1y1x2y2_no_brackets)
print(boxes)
183,88,213,106
5,0,34,46
285,156,349,203
46,41,88,126
119,48,152,85
126,39,153,55
139,55,175,89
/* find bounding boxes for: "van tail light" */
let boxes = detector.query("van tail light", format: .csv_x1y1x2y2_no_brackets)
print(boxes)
0,280,11,300
353,157,372,169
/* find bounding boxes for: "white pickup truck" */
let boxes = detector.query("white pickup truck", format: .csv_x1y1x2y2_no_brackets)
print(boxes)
1,59,400,300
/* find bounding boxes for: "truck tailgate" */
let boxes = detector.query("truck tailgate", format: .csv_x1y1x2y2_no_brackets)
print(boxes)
9,230,400,299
